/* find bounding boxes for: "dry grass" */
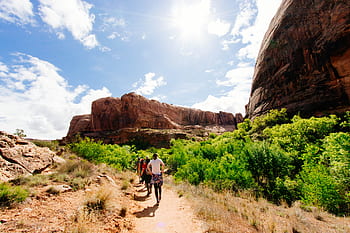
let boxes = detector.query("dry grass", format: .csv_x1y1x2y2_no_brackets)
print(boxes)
83,185,115,214
65,210,100,233
168,178,350,233
116,170,135,191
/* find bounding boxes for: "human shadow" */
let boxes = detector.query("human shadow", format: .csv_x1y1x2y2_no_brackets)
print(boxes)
133,204,159,218
133,193,150,202
136,187,147,192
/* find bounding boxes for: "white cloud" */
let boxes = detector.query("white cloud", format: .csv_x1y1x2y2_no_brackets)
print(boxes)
193,66,254,114
56,32,65,40
192,83,250,114
133,72,167,96
0,53,111,139
237,0,282,59
200,0,282,115
101,16,125,29
217,66,254,87
100,46,111,52
107,32,118,40
0,0,35,25
81,34,98,49
230,2,257,38
149,95,167,102
205,69,214,73
107,31,130,41
208,19,230,37
38,0,99,49
223,0,282,59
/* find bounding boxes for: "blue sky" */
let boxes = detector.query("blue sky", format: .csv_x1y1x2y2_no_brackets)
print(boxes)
0,0,282,139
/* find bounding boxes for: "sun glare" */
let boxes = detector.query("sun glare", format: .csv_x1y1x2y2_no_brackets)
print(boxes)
172,0,211,39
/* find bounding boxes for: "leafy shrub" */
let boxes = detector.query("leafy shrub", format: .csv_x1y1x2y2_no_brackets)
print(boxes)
263,115,338,152
321,132,350,191
299,164,346,214
69,138,136,171
175,157,211,185
204,153,254,191
248,108,289,137
0,182,28,207
242,141,292,199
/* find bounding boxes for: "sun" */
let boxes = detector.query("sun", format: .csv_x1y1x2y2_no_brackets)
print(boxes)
171,0,211,39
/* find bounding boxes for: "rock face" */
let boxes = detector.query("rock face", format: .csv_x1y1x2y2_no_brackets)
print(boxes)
246,0,350,118
0,131,55,182
65,93,243,147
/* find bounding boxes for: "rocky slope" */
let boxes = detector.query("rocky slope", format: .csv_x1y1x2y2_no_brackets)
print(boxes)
64,93,243,147
0,131,56,182
246,0,350,118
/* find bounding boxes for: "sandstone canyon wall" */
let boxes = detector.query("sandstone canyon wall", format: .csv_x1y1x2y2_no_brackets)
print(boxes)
65,93,242,147
246,0,350,118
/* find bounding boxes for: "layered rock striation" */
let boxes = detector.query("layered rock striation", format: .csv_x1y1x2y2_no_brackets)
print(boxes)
246,0,350,118
65,93,242,147
0,131,56,182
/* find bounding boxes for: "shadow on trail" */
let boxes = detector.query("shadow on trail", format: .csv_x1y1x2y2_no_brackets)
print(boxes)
133,204,159,218
133,193,150,202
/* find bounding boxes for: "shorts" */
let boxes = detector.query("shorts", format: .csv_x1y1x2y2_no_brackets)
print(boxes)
151,173,163,186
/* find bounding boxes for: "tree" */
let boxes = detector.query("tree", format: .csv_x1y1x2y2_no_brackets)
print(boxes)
14,129,26,138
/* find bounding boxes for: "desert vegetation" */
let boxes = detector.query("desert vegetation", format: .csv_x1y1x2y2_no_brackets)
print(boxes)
69,109,350,216
1,110,349,232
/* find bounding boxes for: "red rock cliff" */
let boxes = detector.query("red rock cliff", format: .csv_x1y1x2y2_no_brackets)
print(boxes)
246,0,350,118
65,93,242,147
91,93,237,131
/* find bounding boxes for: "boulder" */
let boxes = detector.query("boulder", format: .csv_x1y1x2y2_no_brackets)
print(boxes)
0,131,55,182
246,0,350,118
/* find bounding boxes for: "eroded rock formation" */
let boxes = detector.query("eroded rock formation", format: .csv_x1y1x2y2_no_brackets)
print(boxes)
246,0,350,118
65,93,242,147
0,131,55,182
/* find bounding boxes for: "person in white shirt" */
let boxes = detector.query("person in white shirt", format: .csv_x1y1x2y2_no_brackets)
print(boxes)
147,153,165,205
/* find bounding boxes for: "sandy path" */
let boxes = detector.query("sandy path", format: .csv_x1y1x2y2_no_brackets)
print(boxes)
132,183,206,233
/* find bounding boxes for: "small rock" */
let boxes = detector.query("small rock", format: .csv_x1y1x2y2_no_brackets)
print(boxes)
0,219,8,223
22,208,33,212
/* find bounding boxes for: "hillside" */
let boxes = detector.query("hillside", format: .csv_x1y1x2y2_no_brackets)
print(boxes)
1,148,349,233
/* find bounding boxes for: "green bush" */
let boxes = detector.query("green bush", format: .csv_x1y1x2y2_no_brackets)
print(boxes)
299,164,346,214
0,182,28,207
263,115,339,152
69,138,136,170
242,141,292,198
248,108,289,137
66,111,350,215
175,156,211,185
321,132,350,191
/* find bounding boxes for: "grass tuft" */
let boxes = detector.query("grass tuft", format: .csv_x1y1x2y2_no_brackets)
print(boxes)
0,182,28,207
83,185,113,214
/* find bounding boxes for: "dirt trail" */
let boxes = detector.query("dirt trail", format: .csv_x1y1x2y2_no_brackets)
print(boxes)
132,183,206,233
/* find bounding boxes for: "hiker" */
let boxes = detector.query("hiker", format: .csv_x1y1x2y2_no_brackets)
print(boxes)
147,153,165,205
142,157,152,196
139,159,145,183
135,157,142,183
